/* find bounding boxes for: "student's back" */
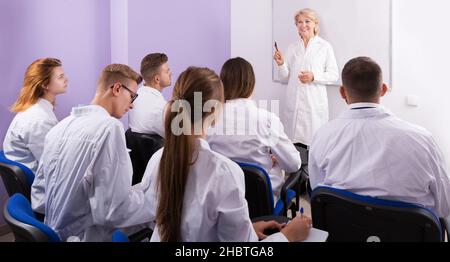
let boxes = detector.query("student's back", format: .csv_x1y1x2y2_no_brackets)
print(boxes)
145,138,282,241
310,104,450,216
31,64,154,241
309,57,450,218
208,98,301,203
207,57,301,204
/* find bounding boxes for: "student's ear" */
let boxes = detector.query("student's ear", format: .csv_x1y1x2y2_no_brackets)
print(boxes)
111,83,121,96
380,83,388,97
154,75,160,84
339,85,347,101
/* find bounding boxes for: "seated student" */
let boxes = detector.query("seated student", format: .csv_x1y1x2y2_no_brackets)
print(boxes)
3,58,68,173
309,56,450,218
142,66,311,242
207,57,301,204
128,53,172,137
31,64,154,241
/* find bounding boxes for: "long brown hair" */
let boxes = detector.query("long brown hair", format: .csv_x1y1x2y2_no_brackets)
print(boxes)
11,58,62,112
157,67,224,242
220,57,255,101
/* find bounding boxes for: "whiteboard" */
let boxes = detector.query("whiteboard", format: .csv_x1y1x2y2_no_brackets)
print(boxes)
272,0,391,86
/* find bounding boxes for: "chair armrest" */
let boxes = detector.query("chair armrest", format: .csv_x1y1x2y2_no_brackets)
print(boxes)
280,169,302,215
128,227,153,242
440,217,449,241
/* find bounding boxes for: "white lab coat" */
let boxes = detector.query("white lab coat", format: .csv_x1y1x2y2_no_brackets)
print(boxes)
3,98,58,173
277,36,339,145
31,105,155,241
141,138,288,242
207,98,301,204
309,103,450,217
128,85,167,137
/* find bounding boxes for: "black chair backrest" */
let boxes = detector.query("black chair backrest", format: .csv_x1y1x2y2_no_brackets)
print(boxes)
311,186,444,242
0,161,31,200
236,162,274,219
125,128,164,185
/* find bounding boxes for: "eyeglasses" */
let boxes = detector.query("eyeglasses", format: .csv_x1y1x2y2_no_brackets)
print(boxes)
111,83,138,103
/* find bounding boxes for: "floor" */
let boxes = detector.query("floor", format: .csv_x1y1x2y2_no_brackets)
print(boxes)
0,231,14,242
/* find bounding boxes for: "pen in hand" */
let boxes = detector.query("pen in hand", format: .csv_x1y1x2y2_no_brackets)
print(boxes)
274,41,279,52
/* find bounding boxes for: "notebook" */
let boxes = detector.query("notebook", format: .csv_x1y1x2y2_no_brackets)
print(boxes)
301,227,329,242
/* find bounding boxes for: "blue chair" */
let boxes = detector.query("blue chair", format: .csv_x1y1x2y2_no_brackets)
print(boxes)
112,230,130,242
0,150,35,200
311,186,448,242
3,193,60,242
236,161,300,219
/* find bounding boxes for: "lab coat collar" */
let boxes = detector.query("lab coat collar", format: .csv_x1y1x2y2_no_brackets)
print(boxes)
37,98,55,111
71,104,110,118
141,85,163,95
348,102,380,110
341,103,394,119
299,35,319,48
197,138,211,151
225,98,256,107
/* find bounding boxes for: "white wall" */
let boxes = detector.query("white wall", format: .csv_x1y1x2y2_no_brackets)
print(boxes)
231,0,450,169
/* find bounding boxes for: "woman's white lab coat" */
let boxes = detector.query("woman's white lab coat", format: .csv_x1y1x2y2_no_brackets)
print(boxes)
207,98,301,204
141,138,288,242
277,36,339,145
3,98,58,173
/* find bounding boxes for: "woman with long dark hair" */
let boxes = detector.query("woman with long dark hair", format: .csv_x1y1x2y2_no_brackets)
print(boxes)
143,67,311,242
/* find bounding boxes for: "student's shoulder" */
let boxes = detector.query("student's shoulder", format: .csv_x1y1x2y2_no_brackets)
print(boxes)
389,116,434,141
209,149,243,174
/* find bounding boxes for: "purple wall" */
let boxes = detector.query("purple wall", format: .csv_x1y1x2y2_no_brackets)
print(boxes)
0,0,230,228
0,0,111,225
128,0,231,99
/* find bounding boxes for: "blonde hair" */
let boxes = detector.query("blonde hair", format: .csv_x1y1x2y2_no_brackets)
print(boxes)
294,8,320,36
11,58,62,113
97,64,143,90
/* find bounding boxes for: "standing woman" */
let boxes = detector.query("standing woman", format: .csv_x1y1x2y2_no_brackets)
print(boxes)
274,8,338,148
143,67,311,242
3,58,68,173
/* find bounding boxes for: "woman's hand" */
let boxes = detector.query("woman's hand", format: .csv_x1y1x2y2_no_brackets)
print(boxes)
253,220,286,240
270,154,278,168
298,71,314,84
280,214,312,242
273,50,284,66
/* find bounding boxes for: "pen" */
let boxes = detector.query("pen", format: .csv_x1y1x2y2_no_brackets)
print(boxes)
274,41,279,52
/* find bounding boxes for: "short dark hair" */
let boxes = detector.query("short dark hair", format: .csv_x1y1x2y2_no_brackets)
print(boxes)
342,57,383,100
140,53,168,83
220,57,255,100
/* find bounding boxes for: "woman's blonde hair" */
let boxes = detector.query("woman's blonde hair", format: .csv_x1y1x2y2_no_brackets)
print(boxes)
294,8,320,36
10,58,62,112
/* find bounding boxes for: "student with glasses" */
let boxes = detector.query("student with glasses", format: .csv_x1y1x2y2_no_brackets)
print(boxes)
31,64,155,241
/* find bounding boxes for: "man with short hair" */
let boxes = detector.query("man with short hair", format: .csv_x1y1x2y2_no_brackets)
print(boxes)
309,57,450,218
128,53,172,137
31,64,155,241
